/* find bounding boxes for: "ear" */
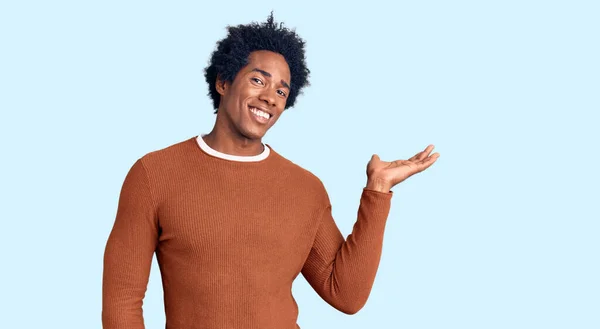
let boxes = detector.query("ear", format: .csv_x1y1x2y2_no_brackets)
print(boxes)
215,74,229,96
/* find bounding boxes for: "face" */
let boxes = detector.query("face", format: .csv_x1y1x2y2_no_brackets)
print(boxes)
216,50,291,141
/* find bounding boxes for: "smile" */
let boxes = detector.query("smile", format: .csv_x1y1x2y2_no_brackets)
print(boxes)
248,106,272,124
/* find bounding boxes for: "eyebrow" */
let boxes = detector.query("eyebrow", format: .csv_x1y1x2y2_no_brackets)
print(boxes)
251,68,290,90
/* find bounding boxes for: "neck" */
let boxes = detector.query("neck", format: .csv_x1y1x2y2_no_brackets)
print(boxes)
203,125,264,157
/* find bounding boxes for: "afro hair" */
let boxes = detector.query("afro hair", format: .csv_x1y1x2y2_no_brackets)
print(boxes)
204,12,310,113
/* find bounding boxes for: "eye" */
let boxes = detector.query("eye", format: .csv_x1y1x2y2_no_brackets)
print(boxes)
251,77,264,85
277,90,287,97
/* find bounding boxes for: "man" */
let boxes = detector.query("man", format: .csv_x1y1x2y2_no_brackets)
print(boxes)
102,12,439,329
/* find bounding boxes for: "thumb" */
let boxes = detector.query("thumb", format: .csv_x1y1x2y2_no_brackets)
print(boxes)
371,154,380,161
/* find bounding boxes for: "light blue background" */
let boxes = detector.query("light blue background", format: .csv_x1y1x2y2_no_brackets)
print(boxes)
1,1,598,328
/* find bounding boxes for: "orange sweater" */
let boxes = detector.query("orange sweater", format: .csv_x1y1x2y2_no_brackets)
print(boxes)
102,135,393,329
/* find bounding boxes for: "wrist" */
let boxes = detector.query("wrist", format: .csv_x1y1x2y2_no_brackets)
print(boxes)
365,177,392,193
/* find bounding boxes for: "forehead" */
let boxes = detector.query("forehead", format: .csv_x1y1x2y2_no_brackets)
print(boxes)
244,50,291,80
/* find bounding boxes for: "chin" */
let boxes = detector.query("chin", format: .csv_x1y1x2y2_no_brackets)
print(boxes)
239,125,267,141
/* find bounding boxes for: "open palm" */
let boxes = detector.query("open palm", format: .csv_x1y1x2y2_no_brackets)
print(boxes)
367,145,440,189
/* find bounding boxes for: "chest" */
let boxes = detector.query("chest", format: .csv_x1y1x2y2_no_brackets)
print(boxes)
155,185,321,271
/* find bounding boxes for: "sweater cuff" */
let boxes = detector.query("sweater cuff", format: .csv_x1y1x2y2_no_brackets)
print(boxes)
363,187,394,196
361,187,393,217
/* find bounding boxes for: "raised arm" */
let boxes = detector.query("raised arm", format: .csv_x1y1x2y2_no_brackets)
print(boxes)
301,187,392,314
102,158,159,329
301,145,439,314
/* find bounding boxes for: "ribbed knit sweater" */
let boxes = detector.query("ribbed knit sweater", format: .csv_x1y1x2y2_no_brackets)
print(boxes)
102,135,393,329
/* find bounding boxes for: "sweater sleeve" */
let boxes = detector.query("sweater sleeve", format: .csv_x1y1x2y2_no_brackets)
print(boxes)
102,158,159,329
301,187,393,315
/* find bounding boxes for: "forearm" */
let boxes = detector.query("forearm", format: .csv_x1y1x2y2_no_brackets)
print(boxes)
102,238,152,329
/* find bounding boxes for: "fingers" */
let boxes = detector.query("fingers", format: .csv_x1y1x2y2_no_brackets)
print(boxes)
409,145,435,162
422,145,434,158
417,152,440,171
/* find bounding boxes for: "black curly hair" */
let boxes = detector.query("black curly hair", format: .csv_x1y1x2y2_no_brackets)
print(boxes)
204,12,310,114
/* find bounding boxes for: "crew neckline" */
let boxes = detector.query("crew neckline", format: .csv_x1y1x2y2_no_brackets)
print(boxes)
195,134,271,162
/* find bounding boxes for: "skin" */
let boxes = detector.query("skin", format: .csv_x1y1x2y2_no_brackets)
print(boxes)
203,50,440,192
365,146,440,192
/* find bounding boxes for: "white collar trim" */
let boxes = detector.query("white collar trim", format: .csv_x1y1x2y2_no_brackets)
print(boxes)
196,134,270,162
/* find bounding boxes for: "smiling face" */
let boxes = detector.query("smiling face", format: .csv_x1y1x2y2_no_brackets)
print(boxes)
215,50,291,141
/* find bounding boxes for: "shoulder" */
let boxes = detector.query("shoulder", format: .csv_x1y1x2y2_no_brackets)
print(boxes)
134,135,195,165
268,146,330,205
124,136,198,183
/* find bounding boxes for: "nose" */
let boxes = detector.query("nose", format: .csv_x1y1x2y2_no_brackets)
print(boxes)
258,88,277,107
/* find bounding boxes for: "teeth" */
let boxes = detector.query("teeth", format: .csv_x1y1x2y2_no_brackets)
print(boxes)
250,107,269,119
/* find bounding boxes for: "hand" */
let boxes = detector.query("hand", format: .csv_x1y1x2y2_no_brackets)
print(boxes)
365,145,440,192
